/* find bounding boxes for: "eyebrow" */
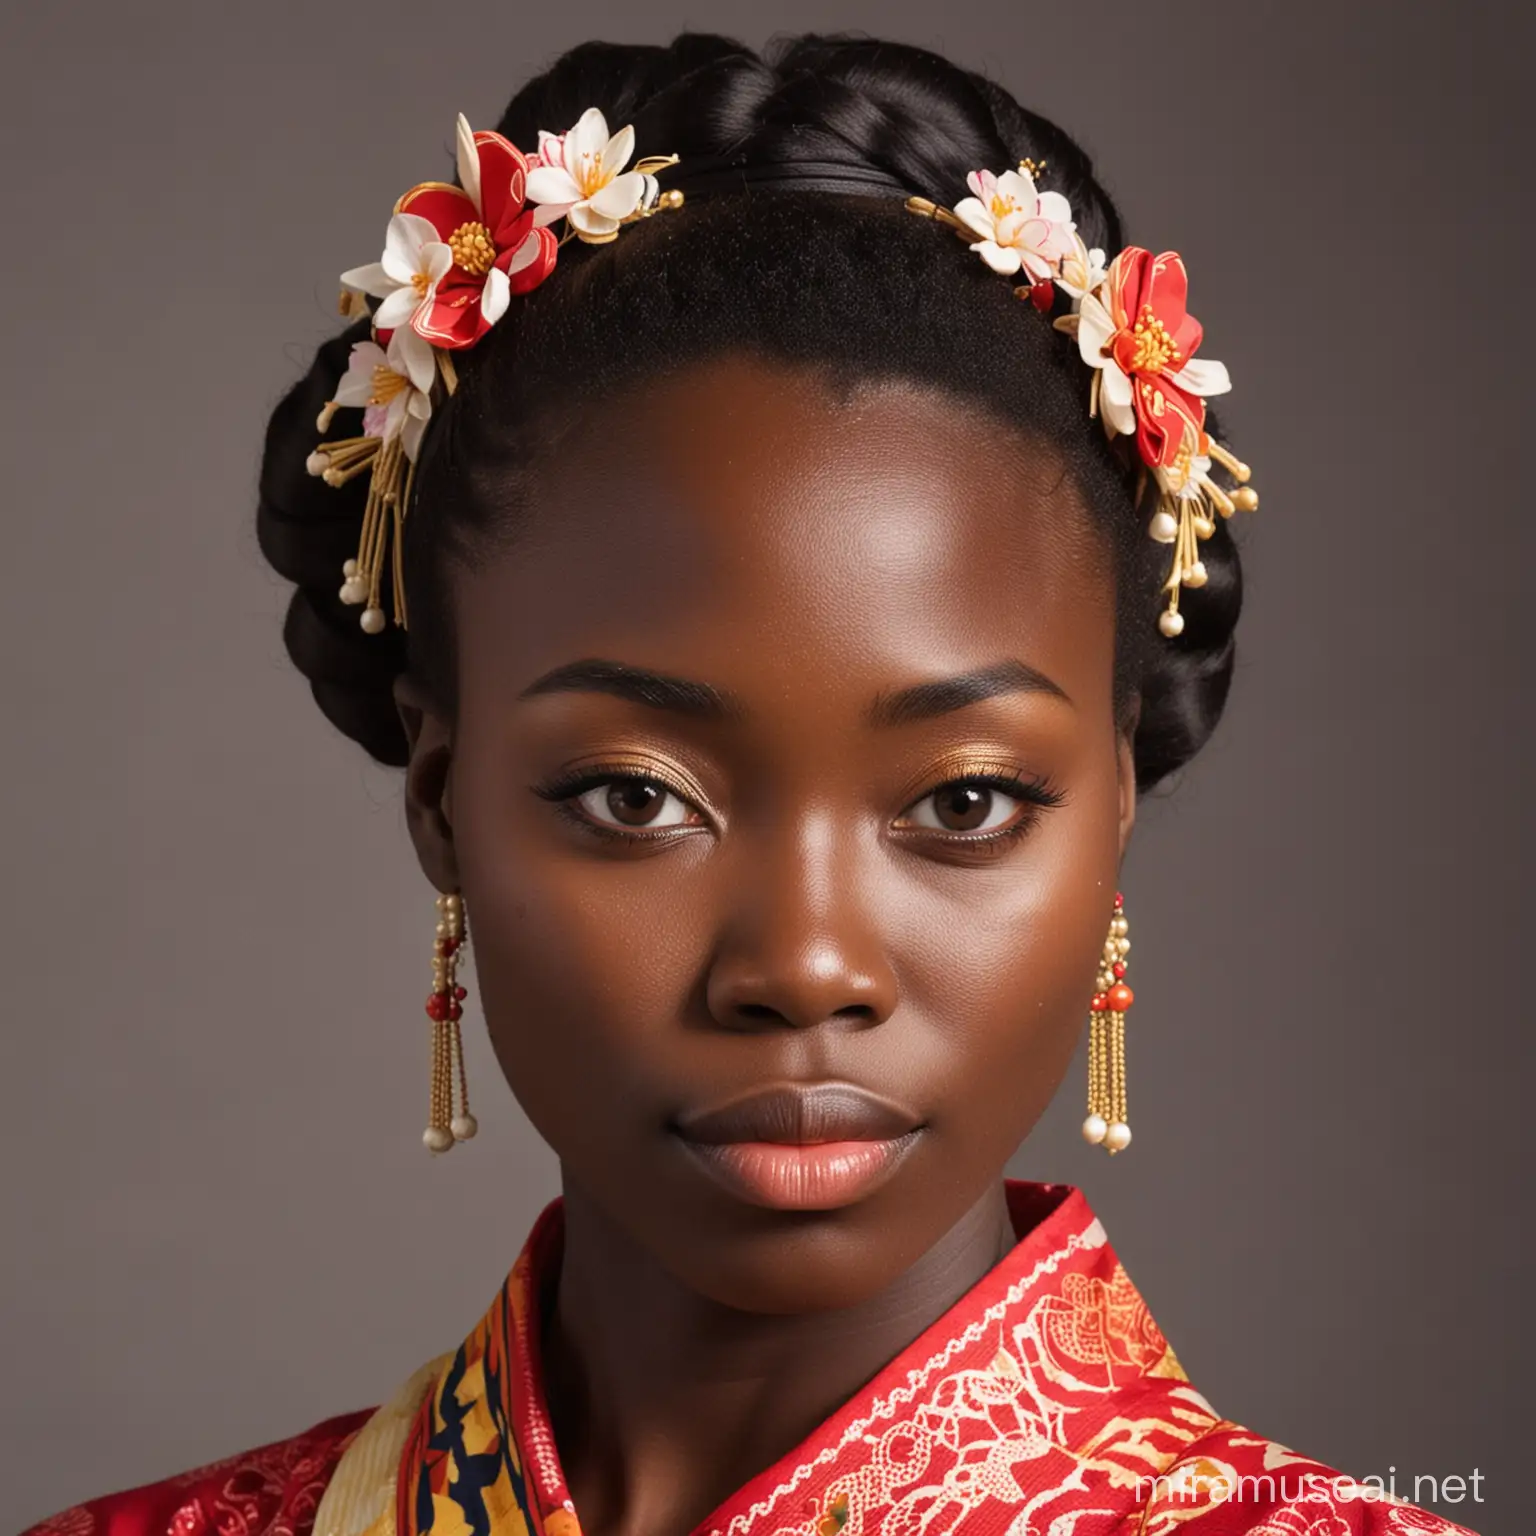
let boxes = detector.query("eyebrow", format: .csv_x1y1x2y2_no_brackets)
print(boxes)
519,656,1072,724
866,658,1072,725
518,658,746,720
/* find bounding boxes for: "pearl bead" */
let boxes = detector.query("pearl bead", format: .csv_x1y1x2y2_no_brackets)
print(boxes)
1082,1113,1108,1144
1185,561,1208,588
360,607,386,635
1159,609,1185,637
1112,917,1128,937
339,578,366,604
1149,510,1179,543
1117,938,1130,955
306,451,330,477
1104,1121,1132,1152
343,559,359,578
1192,515,1216,539
451,1113,479,1141
422,1125,453,1154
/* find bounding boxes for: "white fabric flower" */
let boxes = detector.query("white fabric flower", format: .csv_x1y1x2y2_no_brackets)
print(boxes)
1056,234,1109,308
332,327,435,461
1158,449,1213,501
524,107,653,239
954,168,1076,281
340,214,453,333
1076,289,1138,437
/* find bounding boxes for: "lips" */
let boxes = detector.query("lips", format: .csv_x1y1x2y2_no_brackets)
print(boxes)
673,1083,923,1211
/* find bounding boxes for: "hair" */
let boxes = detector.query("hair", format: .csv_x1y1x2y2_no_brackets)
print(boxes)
257,32,1243,791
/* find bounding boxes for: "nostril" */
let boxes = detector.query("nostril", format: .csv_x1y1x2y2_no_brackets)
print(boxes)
735,1002,782,1022
727,1001,881,1030
832,1004,879,1025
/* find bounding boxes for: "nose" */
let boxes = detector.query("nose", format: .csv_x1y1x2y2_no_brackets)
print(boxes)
704,809,898,1033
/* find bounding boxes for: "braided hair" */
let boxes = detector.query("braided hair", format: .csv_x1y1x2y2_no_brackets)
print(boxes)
257,32,1242,787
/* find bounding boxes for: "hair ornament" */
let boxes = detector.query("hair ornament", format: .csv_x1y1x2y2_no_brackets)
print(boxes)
908,168,1258,638
310,109,684,633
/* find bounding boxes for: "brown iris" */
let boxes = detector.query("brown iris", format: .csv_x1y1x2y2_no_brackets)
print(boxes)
606,779,668,826
931,783,996,832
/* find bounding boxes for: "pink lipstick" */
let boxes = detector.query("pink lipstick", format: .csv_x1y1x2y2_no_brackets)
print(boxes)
673,1082,923,1211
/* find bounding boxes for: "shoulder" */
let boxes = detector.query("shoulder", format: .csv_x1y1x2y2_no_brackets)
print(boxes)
19,1409,374,1536
1141,1419,1483,1535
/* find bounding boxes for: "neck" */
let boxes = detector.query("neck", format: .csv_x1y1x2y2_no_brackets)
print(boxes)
541,1179,1016,1536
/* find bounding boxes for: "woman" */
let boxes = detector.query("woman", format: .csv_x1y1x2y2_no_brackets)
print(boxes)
23,31,1476,1536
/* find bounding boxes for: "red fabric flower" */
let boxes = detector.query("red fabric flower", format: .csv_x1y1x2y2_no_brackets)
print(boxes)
396,128,558,350
1077,248,1230,473
1104,249,1206,469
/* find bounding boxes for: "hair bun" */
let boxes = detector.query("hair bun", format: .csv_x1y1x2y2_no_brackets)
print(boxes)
258,317,411,764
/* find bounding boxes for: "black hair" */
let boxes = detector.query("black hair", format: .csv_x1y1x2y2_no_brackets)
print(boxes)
257,32,1242,789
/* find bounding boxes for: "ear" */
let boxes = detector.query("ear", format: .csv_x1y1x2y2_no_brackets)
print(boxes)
1115,695,1140,861
394,673,460,893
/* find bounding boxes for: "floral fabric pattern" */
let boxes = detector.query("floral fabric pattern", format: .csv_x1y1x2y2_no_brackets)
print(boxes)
22,1412,370,1536
398,1183,1480,1536
21,1183,1479,1536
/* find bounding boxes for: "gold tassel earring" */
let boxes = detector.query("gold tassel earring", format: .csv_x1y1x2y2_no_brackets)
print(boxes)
423,892,477,1154
1083,892,1135,1154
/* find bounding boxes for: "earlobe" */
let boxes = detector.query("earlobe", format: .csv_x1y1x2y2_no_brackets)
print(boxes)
1116,699,1140,859
394,674,460,893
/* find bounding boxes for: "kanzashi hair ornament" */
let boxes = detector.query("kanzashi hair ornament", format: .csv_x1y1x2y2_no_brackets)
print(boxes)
907,164,1259,637
308,108,684,634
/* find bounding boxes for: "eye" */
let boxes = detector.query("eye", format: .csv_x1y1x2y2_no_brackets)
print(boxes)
532,765,707,839
896,771,1066,840
574,775,698,832
904,781,1021,834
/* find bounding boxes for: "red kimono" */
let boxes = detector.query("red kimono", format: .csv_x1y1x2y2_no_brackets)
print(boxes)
22,1182,1479,1536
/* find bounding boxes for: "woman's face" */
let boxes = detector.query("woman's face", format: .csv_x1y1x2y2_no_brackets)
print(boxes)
401,355,1135,1313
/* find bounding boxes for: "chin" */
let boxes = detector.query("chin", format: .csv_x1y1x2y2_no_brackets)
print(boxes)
647,1198,945,1315
583,1137,982,1315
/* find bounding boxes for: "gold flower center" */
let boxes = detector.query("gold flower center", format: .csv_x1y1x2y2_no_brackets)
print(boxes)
368,365,407,406
448,221,497,278
410,270,433,296
575,151,611,199
1126,304,1181,374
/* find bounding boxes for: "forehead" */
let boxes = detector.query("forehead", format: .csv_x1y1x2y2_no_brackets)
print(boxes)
452,355,1115,716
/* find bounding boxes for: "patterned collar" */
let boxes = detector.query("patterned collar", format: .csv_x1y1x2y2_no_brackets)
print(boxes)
397,1179,1228,1536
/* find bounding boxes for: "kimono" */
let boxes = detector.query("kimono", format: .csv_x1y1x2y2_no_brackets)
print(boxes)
22,1181,1478,1536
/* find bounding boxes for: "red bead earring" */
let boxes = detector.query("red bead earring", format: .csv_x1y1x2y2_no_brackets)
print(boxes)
423,892,477,1154
1083,892,1134,1154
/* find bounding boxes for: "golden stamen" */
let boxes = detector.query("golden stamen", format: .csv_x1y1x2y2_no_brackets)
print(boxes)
1207,440,1251,482
368,365,407,406
448,221,497,278
1126,304,1180,374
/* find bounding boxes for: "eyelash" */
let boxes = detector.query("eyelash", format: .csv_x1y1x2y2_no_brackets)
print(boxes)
531,763,1066,852
903,770,1066,853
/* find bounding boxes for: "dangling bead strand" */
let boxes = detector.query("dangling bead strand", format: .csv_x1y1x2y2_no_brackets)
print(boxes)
1082,892,1134,1153
424,893,476,1153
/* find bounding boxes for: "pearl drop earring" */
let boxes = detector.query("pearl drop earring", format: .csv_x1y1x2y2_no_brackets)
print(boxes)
1082,892,1134,1154
423,892,477,1154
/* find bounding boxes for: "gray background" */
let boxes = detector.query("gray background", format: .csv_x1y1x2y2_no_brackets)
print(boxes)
1,2,1528,1533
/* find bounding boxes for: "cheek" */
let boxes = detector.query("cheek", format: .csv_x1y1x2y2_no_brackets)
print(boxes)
894,777,1122,1169
449,756,704,1156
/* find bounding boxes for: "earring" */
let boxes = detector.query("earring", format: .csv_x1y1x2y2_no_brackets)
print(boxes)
423,892,477,1154
1082,892,1134,1154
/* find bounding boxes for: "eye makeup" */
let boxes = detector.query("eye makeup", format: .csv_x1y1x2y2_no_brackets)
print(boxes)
530,754,1066,853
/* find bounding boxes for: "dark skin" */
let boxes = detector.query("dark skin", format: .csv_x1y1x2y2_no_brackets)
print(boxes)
397,355,1138,1536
